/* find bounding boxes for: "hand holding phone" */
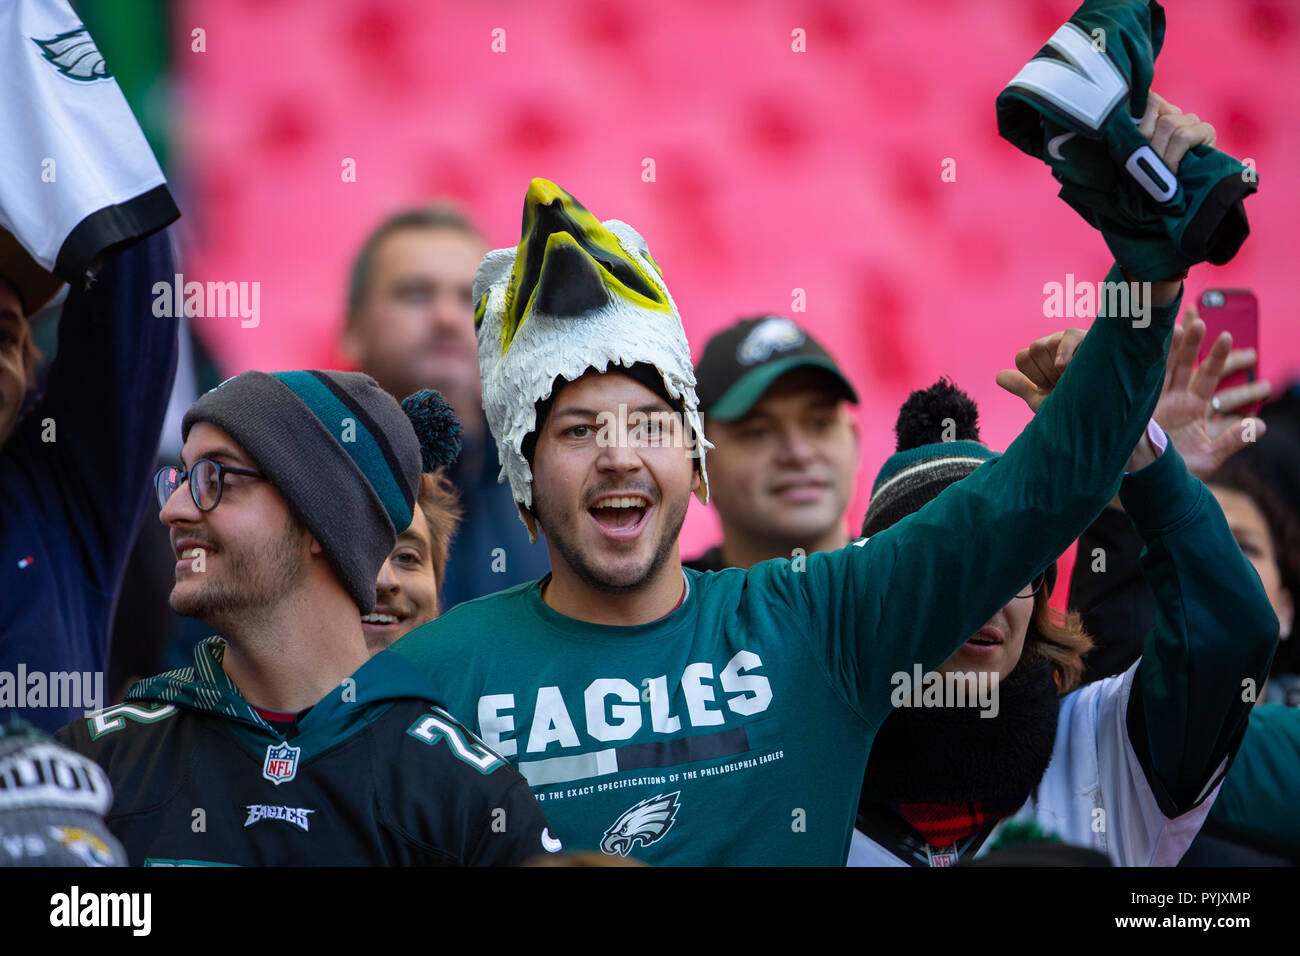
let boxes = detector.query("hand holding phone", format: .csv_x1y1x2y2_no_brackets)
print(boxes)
1196,289,1267,417
1149,294,1270,479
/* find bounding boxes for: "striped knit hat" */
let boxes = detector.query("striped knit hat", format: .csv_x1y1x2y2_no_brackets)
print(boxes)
0,720,127,866
860,378,998,538
182,371,460,613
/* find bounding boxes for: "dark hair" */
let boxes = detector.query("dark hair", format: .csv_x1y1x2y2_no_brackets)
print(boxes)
520,364,683,467
346,203,483,326
1207,456,1300,674
1207,456,1300,600
521,376,565,470
0,275,40,380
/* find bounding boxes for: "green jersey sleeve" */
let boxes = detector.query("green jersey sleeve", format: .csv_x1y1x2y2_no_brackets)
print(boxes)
749,265,1180,725
1118,443,1279,814
1206,705,1300,856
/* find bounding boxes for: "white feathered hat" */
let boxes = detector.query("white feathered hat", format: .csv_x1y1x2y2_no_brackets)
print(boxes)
474,178,711,542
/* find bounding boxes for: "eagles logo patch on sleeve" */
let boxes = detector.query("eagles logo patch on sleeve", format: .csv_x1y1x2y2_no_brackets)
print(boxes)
32,28,111,82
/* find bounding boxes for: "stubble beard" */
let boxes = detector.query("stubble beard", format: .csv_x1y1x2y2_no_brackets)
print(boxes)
170,521,308,632
535,486,689,594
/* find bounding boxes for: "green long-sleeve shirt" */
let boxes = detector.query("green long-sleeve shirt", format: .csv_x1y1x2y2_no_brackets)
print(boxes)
1120,444,1280,816
393,266,1181,865
851,440,1278,866
1205,705,1300,857
1060,434,1284,857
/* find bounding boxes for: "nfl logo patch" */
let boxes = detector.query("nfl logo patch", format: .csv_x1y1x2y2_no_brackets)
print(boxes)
926,846,958,868
262,742,300,786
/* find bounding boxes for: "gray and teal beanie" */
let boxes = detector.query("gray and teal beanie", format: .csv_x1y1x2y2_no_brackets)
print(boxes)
860,378,998,538
181,370,461,612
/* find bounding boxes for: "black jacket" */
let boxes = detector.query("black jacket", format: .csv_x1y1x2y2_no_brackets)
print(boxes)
57,638,559,866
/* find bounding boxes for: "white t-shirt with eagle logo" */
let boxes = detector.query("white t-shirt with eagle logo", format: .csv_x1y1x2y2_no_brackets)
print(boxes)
0,0,171,277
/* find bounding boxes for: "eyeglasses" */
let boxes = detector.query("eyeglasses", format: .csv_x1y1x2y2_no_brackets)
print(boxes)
1015,572,1048,600
154,459,266,512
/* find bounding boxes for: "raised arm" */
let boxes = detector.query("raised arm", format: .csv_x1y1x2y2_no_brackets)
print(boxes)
996,320,1278,839
17,229,178,592
1116,441,1277,812
1068,307,1271,681
753,263,1182,725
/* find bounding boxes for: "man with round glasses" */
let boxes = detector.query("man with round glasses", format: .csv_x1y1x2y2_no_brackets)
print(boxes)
155,455,462,654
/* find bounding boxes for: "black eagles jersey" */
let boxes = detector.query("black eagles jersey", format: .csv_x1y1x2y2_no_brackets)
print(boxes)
56,638,561,866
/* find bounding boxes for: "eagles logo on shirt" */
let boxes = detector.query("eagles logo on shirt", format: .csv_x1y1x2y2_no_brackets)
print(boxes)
601,792,681,857
32,29,111,82
244,804,315,832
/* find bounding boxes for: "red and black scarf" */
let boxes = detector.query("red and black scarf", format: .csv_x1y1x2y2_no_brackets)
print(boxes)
892,796,1029,849
858,655,1060,857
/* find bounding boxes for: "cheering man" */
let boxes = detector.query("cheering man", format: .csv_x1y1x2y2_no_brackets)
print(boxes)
393,1,1258,864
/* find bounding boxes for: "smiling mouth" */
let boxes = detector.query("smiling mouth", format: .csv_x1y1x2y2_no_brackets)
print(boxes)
361,612,406,629
772,480,827,499
174,545,216,571
588,495,651,537
421,339,474,358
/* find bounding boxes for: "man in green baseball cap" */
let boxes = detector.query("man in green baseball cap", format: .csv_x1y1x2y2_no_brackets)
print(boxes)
687,315,860,572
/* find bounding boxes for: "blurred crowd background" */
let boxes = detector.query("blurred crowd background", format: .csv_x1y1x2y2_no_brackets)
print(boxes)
49,0,1299,577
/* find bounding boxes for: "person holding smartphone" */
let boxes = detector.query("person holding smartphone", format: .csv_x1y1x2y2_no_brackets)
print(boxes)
1069,308,1275,683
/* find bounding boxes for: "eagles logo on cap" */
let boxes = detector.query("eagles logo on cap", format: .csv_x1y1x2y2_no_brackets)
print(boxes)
695,314,858,422
736,317,806,366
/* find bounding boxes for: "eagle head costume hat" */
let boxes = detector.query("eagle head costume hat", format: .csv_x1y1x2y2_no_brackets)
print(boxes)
474,178,711,542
